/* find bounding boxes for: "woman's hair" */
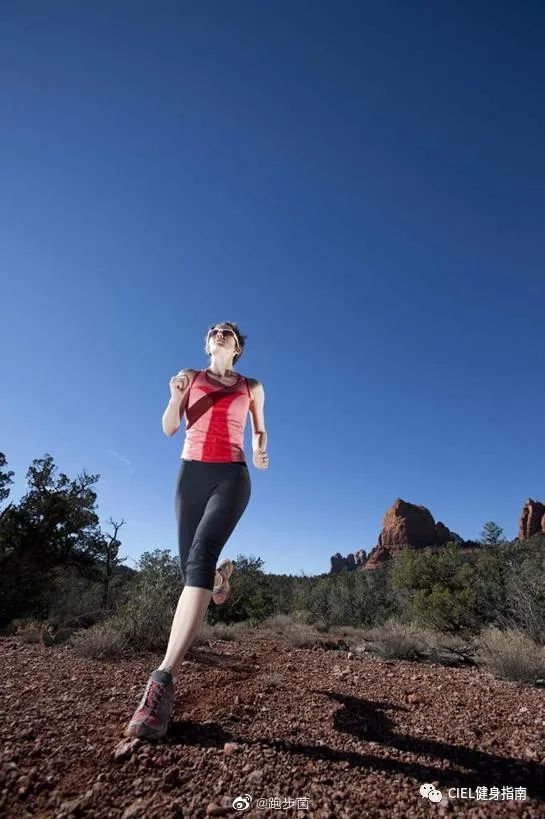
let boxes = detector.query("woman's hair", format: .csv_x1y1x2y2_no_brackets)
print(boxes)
204,321,247,365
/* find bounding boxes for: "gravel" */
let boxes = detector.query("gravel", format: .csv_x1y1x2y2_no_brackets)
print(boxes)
1,630,544,818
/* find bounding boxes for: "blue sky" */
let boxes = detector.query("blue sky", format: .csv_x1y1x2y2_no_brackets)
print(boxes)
2,1,544,575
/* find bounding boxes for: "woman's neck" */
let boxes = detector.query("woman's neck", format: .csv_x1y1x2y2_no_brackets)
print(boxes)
207,355,236,378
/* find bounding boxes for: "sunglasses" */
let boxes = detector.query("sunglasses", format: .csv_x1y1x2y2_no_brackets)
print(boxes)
207,327,240,348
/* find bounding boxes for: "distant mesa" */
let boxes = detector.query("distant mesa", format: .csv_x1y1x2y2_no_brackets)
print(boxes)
330,497,481,574
518,498,545,540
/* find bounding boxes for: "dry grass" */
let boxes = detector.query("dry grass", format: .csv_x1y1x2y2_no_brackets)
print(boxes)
6,618,43,643
259,614,293,633
70,620,130,660
356,620,428,660
261,671,284,688
476,626,545,684
328,624,367,638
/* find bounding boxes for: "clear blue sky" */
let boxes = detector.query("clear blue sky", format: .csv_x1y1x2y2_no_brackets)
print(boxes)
2,2,544,575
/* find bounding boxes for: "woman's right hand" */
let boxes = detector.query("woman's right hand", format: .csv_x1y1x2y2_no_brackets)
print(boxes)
169,371,190,402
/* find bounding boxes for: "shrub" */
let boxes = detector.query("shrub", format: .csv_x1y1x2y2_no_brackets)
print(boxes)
259,613,294,633
208,622,238,641
261,671,283,688
358,619,428,661
392,543,479,632
283,623,322,648
113,549,180,652
476,626,545,684
71,619,130,660
4,617,44,642
328,624,365,638
291,609,313,625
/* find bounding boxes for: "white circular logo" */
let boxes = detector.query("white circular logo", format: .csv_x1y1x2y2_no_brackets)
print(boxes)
232,794,253,811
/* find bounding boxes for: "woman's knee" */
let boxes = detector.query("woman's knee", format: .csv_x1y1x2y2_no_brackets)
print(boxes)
185,538,218,590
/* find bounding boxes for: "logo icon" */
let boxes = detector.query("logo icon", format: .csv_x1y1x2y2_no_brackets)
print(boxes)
232,794,253,811
420,783,443,803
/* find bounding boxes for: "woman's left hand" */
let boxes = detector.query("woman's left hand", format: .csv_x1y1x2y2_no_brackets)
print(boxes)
253,449,269,469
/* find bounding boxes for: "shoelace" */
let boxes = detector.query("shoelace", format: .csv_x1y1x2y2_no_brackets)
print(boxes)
145,680,167,718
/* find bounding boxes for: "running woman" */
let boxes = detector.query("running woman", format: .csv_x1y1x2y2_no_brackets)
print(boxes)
125,321,268,739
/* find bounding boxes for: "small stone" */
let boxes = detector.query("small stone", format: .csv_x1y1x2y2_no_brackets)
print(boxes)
206,802,228,816
122,798,147,818
113,737,140,760
163,766,180,785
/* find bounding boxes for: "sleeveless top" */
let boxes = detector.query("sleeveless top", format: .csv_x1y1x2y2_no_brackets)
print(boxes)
180,369,252,463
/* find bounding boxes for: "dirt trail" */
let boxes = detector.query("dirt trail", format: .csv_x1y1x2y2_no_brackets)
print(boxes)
1,630,544,818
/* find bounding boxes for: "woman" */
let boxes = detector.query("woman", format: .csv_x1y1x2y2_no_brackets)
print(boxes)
125,321,268,739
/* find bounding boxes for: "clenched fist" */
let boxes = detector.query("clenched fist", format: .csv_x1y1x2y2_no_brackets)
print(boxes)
253,449,269,469
169,371,190,401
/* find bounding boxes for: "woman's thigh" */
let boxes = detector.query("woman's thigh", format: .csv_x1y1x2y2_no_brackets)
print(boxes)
175,461,251,587
194,471,251,548
175,460,209,578
185,468,251,589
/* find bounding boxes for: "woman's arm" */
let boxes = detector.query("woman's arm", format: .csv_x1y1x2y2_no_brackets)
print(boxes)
162,397,183,437
249,381,269,467
162,369,194,436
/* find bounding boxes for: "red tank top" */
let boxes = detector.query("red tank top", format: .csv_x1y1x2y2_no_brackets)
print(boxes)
180,369,252,462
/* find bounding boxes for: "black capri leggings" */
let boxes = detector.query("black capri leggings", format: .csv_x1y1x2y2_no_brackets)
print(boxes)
175,459,251,591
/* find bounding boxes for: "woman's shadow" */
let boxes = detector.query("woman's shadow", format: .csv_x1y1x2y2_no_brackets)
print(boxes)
169,688,545,803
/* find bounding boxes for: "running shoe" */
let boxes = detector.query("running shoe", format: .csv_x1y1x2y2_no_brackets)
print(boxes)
212,558,235,605
125,669,175,739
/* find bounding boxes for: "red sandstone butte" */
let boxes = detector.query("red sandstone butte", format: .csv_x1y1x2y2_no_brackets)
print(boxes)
518,498,545,540
362,498,461,571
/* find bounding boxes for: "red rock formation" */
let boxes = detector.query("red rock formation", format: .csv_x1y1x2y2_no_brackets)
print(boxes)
330,549,367,573
518,498,545,540
331,496,545,576
363,498,461,571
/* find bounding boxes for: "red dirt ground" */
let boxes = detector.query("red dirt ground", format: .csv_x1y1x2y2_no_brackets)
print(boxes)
1,630,544,818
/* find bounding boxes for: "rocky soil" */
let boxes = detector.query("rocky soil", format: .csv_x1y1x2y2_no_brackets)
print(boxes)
1,630,544,818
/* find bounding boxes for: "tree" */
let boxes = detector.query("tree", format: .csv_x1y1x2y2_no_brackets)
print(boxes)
392,542,479,632
479,521,505,546
0,451,15,517
97,518,129,612
0,453,113,625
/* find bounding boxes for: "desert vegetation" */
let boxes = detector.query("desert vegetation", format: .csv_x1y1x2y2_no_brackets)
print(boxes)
2,451,545,687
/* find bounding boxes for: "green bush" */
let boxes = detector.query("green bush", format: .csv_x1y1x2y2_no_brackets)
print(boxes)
113,549,180,652
207,555,276,625
392,542,479,632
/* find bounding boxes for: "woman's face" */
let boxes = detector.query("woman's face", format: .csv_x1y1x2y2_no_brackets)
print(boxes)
207,325,239,357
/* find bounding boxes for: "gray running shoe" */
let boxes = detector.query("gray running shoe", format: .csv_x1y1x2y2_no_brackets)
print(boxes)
125,669,175,739
213,558,235,605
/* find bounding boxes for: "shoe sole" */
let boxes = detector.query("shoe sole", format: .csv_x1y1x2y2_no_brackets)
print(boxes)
125,721,168,740
213,559,234,604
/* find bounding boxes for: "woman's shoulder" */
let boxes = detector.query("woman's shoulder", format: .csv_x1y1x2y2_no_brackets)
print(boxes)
243,375,262,387
177,368,200,376
243,377,264,404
